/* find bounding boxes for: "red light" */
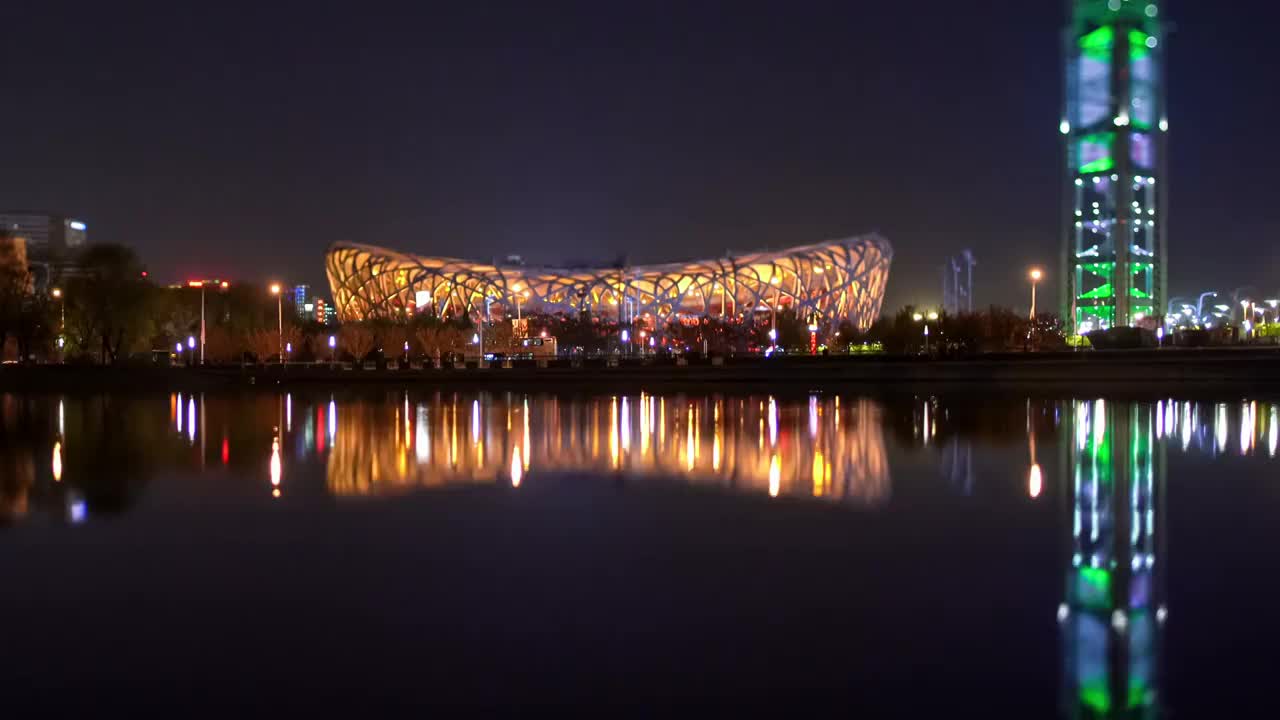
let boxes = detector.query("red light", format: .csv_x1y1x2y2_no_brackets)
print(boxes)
141,271,148,278
221,436,230,464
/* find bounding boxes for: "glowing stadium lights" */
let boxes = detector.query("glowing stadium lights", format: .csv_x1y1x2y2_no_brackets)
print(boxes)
325,237,893,332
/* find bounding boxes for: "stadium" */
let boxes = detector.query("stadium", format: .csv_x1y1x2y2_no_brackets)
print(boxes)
325,234,892,331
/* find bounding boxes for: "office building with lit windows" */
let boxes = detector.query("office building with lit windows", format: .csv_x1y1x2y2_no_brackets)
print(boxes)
0,212,87,261
1060,1,1168,332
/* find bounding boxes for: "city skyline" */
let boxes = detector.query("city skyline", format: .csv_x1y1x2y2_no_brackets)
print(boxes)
2,2,1278,313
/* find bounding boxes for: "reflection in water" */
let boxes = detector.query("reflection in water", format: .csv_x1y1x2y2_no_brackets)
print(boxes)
1060,400,1165,718
51,441,62,483
270,432,282,498
326,393,891,504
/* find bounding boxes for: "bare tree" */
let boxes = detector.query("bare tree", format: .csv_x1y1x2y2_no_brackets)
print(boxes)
339,324,377,362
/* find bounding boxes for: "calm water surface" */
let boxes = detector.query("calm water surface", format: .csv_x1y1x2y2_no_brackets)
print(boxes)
3,389,1278,714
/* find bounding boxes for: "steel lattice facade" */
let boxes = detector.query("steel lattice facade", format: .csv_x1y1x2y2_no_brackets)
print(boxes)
1060,0,1168,332
324,235,893,330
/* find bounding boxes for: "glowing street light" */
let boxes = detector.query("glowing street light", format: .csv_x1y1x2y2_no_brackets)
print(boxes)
50,288,65,361
270,283,283,362
328,334,336,363
1029,268,1043,319
913,311,938,354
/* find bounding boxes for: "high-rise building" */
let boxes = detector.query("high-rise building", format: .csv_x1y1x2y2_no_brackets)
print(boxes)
1060,1,1168,333
0,212,87,262
293,284,310,319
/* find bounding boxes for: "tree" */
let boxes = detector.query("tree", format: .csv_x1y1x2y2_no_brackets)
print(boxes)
244,324,302,362
339,324,377,362
65,245,154,363
415,324,466,362
0,252,32,360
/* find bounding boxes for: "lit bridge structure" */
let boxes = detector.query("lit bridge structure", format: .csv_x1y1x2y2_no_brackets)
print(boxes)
325,235,892,330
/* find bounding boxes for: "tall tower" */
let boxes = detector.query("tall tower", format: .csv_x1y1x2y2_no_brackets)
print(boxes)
1061,1,1168,333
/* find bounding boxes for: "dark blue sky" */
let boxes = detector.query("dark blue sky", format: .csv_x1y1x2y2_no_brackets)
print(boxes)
2,1,1277,311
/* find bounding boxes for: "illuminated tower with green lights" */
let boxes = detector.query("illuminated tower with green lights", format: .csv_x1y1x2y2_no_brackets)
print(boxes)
1061,0,1168,333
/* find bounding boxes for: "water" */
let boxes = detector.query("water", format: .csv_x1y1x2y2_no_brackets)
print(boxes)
3,389,1278,714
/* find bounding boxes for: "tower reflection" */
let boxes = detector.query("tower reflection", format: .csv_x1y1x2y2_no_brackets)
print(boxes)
327,393,891,504
1060,400,1165,718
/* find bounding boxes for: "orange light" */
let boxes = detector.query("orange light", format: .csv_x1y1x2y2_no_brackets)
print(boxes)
270,283,281,295
50,288,62,298
188,280,203,288
220,281,229,289
1030,268,1043,281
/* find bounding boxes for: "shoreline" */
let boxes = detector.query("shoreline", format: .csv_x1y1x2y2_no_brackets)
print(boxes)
3,348,1278,395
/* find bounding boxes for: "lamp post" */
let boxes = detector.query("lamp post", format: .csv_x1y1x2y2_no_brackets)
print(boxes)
913,311,939,354
270,284,283,362
51,288,64,361
1028,268,1043,320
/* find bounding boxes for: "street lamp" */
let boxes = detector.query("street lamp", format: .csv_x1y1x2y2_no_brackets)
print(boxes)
328,334,336,363
51,288,65,361
913,311,938,354
1029,268,1043,320
270,284,283,362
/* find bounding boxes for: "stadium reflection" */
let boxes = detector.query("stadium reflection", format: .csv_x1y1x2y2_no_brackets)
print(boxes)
326,392,892,504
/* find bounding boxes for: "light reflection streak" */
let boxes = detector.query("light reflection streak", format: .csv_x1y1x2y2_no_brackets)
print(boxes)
52,441,62,482
286,393,292,433
187,397,196,445
325,394,890,505
270,433,282,498
1270,408,1278,459
768,454,780,497
1216,403,1228,454
416,404,429,463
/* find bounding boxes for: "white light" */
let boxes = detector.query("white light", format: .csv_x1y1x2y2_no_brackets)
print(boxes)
1107,0,1121,10
187,335,196,349
1057,604,1070,623
1146,36,1158,49
1146,4,1159,18
1156,606,1168,623
1111,610,1128,632
328,335,336,348
69,221,86,231
621,330,630,343
1060,120,1071,135
1075,178,1084,186
1159,118,1169,132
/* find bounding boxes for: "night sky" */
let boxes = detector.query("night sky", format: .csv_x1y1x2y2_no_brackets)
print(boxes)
2,1,1277,311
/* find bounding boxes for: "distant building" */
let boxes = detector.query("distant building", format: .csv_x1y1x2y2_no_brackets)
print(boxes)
313,298,337,325
0,231,30,283
293,284,310,319
0,212,86,261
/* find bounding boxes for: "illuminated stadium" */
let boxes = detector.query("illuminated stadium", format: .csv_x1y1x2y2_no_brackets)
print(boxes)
325,235,892,330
